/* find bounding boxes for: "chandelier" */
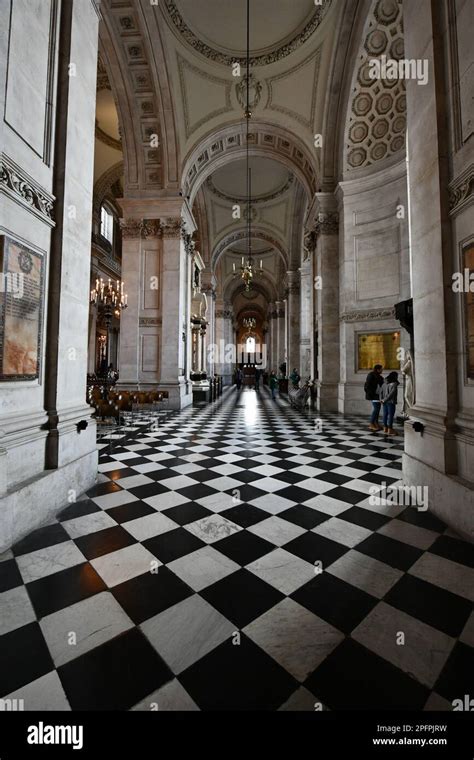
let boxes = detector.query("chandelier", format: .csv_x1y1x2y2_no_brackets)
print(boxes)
90,277,128,314
243,317,256,331
232,0,263,292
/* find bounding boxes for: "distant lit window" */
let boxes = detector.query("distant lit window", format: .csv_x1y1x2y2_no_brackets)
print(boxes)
246,336,256,353
100,205,114,244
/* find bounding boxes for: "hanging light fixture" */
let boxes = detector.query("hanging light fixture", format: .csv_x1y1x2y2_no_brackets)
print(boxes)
233,0,263,292
243,316,256,333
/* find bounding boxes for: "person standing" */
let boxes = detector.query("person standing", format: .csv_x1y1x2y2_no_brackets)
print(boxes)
364,364,384,431
381,371,399,435
236,367,243,390
289,367,301,388
269,371,278,400
255,367,261,390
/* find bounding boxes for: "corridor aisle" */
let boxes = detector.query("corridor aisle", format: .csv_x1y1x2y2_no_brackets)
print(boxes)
0,389,473,710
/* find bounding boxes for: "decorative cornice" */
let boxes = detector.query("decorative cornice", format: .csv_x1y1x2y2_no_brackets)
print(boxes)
449,164,474,217
0,153,55,226
139,317,161,326
163,0,332,67
341,307,396,323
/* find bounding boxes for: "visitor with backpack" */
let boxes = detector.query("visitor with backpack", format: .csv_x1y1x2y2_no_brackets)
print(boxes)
364,364,384,431
381,371,400,435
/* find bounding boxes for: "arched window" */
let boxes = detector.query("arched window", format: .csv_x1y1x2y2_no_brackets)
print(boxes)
246,336,256,353
100,205,114,245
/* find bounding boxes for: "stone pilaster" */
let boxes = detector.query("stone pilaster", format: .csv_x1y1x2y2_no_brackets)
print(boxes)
286,270,301,377
299,258,313,380
312,193,340,411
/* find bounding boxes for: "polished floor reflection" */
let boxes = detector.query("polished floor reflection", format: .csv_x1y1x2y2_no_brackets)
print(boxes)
0,388,473,710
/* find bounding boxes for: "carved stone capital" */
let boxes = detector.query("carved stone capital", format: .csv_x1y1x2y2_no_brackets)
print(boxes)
142,219,162,238
314,211,339,237
161,217,183,238
120,218,143,239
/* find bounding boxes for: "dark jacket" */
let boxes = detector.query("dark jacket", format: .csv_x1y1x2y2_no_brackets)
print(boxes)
364,371,383,401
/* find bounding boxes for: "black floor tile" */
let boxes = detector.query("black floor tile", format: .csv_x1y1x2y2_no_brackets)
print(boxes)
58,499,102,523
0,558,24,592
201,568,284,628
26,563,107,618
74,526,137,560
179,635,296,710
213,531,274,566
357,533,423,571
435,642,474,703
279,505,330,530
305,638,429,710
428,535,474,569
292,572,378,634
58,628,173,710
337,506,390,531
385,574,472,638
162,502,212,525
0,622,54,697
111,567,194,624
397,507,447,533
143,528,205,563
283,532,349,568
219,504,268,528
105,500,156,524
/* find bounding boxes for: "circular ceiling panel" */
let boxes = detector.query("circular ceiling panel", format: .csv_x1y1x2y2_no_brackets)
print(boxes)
211,157,290,201
165,0,331,65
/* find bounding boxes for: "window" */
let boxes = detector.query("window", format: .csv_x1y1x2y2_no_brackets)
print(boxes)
246,336,256,353
100,205,114,245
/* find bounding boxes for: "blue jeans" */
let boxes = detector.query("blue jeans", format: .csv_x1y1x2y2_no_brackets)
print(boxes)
271,387,276,399
370,401,381,424
383,402,396,428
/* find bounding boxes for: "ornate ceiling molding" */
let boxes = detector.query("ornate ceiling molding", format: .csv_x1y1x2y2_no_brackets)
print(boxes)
177,54,233,139
205,173,294,204
163,0,333,67
265,48,321,129
0,153,55,226
183,122,318,204
345,0,406,173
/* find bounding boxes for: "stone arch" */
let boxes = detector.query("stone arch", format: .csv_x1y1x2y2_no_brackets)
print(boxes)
182,121,318,206
212,227,289,272
99,1,179,193
93,161,124,223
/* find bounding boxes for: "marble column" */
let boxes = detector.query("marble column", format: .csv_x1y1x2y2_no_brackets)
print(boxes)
299,257,313,379
275,300,286,372
286,270,301,376
402,0,472,540
313,194,340,411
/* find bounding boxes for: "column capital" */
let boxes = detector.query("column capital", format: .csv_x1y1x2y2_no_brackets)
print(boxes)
160,217,183,238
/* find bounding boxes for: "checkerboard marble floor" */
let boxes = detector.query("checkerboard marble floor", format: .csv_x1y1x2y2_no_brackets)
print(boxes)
1,387,473,711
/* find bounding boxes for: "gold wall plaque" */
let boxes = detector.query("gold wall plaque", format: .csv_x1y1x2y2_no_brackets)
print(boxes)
0,236,45,381
357,331,400,371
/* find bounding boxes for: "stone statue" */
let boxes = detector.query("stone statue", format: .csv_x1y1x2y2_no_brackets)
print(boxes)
401,350,415,410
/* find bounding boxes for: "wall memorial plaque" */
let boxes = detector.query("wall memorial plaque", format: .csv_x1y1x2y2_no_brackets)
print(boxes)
0,235,44,380
357,331,400,371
